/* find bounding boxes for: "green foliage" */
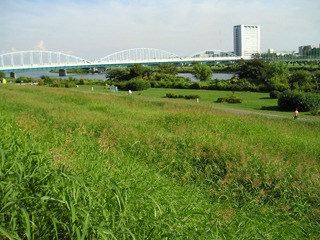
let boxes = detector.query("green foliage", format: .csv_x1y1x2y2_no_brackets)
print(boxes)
192,63,213,81
0,71,5,79
166,93,199,99
150,74,191,89
129,63,150,79
125,78,151,91
166,93,177,98
188,82,201,89
41,75,54,85
158,63,178,75
16,76,35,83
185,94,200,99
77,79,86,85
278,90,320,111
267,75,290,91
289,70,312,90
210,78,258,91
310,110,320,116
106,68,129,81
267,61,290,79
236,58,268,84
217,95,243,103
270,90,282,99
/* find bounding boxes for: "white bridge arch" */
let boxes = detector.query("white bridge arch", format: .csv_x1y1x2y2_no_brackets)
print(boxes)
98,48,180,62
0,48,246,76
0,50,90,68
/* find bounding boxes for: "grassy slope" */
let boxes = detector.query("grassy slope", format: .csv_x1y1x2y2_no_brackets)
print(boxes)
0,84,320,239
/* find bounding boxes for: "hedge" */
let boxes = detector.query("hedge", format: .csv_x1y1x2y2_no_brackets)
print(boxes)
278,90,320,111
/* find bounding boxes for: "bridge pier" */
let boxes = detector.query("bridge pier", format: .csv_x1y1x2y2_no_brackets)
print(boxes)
59,69,67,77
97,67,106,73
10,72,16,79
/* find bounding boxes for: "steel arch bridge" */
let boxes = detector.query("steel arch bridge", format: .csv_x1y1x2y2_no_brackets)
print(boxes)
98,48,180,62
0,48,246,76
0,50,90,67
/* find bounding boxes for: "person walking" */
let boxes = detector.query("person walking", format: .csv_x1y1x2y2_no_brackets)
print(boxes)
293,108,299,120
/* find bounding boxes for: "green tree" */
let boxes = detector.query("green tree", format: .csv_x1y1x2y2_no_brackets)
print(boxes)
106,68,129,81
143,67,154,79
267,61,290,79
125,78,151,91
192,63,213,81
129,63,148,79
236,59,269,84
158,63,178,75
0,71,5,79
289,70,312,90
312,70,320,90
40,75,53,85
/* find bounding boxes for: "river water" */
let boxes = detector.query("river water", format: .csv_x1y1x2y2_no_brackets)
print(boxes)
5,71,235,81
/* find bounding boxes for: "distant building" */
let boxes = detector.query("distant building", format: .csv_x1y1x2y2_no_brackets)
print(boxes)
234,25,260,58
299,45,319,55
268,49,274,54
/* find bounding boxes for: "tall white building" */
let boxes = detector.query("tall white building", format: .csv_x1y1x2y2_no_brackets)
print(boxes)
234,25,260,57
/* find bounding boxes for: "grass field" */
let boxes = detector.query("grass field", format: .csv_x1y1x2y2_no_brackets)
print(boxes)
1,84,320,239
73,85,319,120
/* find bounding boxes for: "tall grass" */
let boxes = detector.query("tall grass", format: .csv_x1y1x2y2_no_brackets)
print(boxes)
0,84,320,239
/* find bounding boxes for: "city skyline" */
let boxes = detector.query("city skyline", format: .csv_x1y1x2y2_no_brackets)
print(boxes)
1,0,319,60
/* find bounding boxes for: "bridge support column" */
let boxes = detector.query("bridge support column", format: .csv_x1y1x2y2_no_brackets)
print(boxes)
97,67,106,73
59,69,67,77
10,72,16,79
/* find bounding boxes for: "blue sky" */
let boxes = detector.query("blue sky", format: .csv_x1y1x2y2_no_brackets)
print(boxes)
1,0,319,60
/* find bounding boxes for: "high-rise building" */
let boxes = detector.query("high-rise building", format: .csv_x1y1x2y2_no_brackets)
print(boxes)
234,25,260,57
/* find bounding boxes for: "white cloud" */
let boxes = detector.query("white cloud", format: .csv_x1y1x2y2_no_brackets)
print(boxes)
34,41,46,51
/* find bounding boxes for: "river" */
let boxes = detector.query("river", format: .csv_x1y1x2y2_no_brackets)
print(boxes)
5,71,235,82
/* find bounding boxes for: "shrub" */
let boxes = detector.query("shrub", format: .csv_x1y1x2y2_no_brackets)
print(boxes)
217,95,243,103
64,82,76,88
188,82,201,89
166,93,199,100
38,80,44,86
270,90,282,99
125,78,151,91
228,98,244,103
278,90,320,111
185,94,200,99
77,79,86,85
217,97,228,102
310,110,320,116
166,93,176,98
50,83,60,88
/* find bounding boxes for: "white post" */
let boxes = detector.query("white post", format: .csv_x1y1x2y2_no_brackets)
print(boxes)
197,98,199,103
92,87,93,91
